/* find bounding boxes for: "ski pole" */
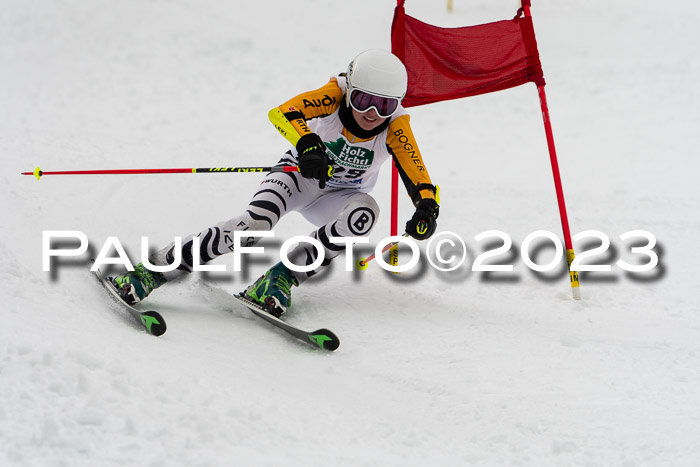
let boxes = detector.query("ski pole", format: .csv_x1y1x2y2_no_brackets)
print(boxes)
23,108,333,181
356,236,402,270
356,219,430,270
356,233,410,270
21,165,302,180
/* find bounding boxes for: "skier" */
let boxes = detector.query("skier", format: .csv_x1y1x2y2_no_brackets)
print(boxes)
113,49,440,317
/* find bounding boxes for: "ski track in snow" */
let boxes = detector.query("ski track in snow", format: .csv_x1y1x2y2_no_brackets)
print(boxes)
2,0,700,466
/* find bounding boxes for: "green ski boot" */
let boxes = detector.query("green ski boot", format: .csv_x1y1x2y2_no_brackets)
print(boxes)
112,263,167,305
245,262,299,317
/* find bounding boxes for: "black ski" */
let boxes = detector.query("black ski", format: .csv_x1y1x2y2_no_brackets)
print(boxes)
232,293,340,351
93,266,167,336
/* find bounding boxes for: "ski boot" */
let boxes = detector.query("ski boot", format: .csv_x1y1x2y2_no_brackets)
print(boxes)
244,262,299,317
112,263,167,305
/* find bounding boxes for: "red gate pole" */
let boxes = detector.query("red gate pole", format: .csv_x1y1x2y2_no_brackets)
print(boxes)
523,2,581,299
389,0,407,269
389,162,400,267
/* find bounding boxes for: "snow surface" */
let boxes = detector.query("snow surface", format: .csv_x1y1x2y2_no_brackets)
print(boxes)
2,0,699,466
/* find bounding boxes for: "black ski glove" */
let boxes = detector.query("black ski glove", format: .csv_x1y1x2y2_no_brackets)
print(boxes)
296,133,332,189
406,198,439,240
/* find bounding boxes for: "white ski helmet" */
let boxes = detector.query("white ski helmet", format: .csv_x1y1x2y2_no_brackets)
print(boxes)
346,49,408,115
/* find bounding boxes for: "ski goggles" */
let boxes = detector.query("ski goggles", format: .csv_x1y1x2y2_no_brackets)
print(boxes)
349,89,402,118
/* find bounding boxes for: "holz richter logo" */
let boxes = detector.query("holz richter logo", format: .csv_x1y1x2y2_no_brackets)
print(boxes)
325,138,374,170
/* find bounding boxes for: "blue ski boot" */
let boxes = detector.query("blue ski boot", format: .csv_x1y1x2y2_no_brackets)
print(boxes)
112,263,167,305
245,262,299,317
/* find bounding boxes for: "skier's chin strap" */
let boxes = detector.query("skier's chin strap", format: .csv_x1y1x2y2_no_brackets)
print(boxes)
338,99,391,139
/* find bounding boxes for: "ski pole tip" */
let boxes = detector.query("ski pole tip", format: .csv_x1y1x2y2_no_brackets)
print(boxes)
23,167,42,180
356,258,369,270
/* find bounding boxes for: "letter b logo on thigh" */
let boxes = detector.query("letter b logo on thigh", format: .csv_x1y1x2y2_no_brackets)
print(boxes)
348,208,375,236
